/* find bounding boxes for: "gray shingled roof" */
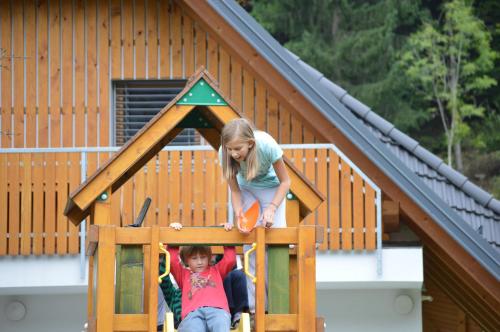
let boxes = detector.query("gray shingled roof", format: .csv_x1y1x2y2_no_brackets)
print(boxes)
209,0,500,278
291,56,500,253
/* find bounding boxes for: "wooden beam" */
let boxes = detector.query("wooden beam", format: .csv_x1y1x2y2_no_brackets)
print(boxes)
113,314,148,331
298,226,316,331
95,226,116,331
70,105,193,222
255,227,266,332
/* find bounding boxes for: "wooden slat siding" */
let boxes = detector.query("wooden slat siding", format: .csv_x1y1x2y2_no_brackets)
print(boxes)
255,80,266,131
365,184,376,250
61,0,72,147
183,13,195,77
74,0,85,147
1,0,12,148
353,172,364,250
219,47,230,97
56,152,68,254
68,153,80,253
303,148,315,225
207,34,218,79
158,0,170,78
158,151,169,226
110,187,121,226
267,95,279,139
25,1,36,148
169,151,180,222
193,150,203,224
291,115,302,144
121,177,134,225
242,69,254,121
110,0,121,79
7,154,20,255
205,150,216,226
181,150,192,226
32,153,44,254
20,154,32,255
97,0,109,147
328,149,340,250
12,2,23,148
134,0,146,79
230,58,242,111
303,127,315,144
37,0,49,148
0,155,8,254
171,2,182,78
340,160,352,250
44,153,56,254
147,0,159,79
145,157,157,226
86,0,98,147
279,105,291,144
134,164,146,225
49,0,60,147
316,149,328,251
194,22,206,69
215,154,227,226
122,0,133,78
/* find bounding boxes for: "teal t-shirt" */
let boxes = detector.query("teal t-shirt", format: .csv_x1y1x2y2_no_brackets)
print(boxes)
219,131,283,189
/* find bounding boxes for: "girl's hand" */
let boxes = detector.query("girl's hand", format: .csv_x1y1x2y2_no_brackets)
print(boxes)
170,222,183,230
236,209,251,234
262,205,276,228
223,223,233,231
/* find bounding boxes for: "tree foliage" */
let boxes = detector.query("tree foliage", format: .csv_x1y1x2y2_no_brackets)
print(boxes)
398,0,497,170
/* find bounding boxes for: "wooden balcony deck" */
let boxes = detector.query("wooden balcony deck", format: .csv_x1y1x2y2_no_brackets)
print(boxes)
0,146,380,256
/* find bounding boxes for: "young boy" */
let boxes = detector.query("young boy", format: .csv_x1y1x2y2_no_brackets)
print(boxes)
168,222,235,332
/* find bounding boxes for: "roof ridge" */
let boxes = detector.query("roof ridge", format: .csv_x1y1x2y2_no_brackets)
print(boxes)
286,50,500,216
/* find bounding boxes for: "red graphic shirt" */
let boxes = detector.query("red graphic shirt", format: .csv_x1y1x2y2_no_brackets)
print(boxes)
168,246,236,319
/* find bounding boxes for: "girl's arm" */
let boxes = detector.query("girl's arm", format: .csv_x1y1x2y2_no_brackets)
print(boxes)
228,176,249,233
263,158,291,227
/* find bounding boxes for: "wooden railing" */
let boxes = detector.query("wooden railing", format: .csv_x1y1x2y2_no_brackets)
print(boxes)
0,145,380,256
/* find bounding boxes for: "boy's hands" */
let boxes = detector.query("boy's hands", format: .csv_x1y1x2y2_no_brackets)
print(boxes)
170,222,182,230
223,222,233,231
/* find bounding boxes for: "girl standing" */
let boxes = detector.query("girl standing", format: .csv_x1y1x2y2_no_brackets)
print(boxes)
219,118,291,312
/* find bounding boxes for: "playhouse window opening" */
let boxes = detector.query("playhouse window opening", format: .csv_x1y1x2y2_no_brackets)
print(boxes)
113,80,201,146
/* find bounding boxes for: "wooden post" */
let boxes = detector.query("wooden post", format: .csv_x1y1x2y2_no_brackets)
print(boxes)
255,227,266,332
268,246,289,313
148,226,160,332
298,226,316,332
96,225,116,331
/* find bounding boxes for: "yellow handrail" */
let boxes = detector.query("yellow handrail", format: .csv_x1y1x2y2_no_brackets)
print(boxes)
244,243,257,284
158,243,170,283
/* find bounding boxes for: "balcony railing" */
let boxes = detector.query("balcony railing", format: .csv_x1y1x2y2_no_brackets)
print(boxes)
0,144,381,263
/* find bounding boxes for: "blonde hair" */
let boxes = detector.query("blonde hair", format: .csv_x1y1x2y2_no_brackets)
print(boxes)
221,118,259,181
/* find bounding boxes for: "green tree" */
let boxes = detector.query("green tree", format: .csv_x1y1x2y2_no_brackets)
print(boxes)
399,0,497,171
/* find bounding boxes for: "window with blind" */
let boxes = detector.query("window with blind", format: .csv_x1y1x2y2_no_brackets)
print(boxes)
113,80,201,146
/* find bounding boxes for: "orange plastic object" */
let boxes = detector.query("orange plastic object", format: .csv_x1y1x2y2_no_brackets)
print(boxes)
238,201,260,232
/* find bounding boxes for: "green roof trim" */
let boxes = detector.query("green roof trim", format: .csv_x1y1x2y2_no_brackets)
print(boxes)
177,78,228,106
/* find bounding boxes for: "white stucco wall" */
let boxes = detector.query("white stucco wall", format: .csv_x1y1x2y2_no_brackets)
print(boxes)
317,288,422,332
0,294,87,332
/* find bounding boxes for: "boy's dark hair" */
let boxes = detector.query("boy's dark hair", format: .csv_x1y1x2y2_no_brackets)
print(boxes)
179,246,212,265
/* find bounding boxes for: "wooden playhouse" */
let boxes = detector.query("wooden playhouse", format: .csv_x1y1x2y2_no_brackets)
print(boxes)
64,68,325,332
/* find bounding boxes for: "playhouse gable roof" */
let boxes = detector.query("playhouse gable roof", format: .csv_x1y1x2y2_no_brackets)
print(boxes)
64,68,324,225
